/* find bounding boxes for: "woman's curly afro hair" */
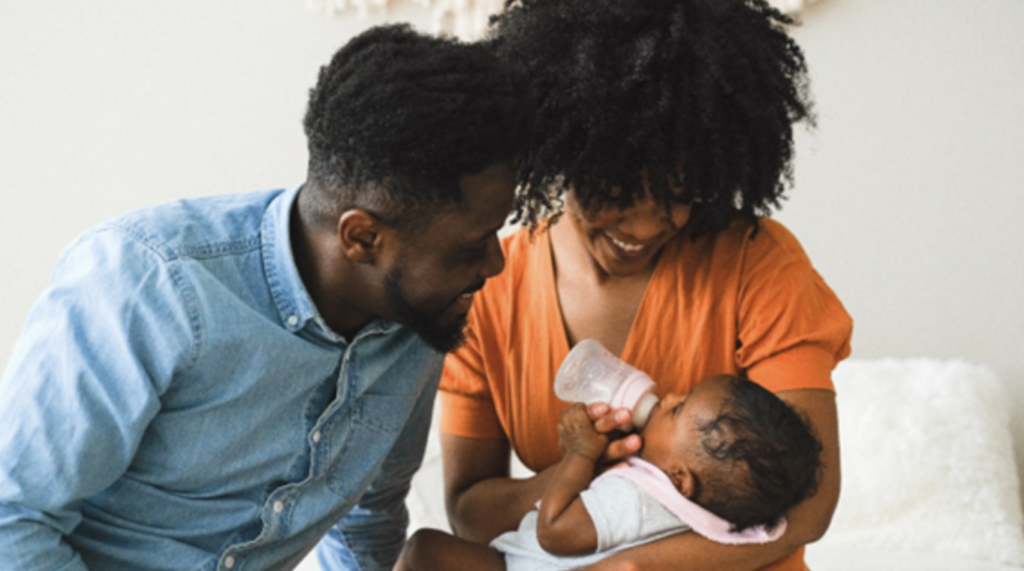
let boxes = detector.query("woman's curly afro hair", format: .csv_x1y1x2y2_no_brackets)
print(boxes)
489,0,814,236
303,24,533,232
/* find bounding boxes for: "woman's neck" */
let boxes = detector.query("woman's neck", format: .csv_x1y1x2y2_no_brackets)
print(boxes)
549,216,656,356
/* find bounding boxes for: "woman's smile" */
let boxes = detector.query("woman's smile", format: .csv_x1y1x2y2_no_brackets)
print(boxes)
605,232,648,255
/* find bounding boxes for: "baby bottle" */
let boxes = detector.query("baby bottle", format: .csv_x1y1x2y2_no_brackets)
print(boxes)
554,338,660,430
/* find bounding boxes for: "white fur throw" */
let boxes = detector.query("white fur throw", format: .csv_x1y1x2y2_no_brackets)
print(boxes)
818,358,1024,566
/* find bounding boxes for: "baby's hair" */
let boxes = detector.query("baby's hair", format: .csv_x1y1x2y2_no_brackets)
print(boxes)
694,375,822,532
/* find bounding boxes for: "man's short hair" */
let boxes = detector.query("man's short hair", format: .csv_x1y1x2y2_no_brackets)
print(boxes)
301,24,533,233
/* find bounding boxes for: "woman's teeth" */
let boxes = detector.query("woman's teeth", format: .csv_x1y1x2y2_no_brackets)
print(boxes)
610,236,643,252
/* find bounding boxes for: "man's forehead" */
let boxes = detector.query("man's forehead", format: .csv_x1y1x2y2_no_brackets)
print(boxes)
453,162,517,227
428,203,508,242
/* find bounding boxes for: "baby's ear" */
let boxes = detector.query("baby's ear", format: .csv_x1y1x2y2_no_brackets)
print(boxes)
669,465,698,499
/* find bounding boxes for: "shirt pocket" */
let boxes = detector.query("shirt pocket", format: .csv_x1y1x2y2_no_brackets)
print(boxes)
325,393,418,498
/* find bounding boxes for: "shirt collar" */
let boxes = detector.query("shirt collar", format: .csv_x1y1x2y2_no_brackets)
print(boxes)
261,183,401,343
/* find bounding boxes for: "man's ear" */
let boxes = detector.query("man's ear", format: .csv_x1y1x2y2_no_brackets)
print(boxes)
337,209,387,263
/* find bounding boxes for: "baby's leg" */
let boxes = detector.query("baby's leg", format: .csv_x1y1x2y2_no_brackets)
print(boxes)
394,528,506,571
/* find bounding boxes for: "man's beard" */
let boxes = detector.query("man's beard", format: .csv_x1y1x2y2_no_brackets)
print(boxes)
383,266,467,354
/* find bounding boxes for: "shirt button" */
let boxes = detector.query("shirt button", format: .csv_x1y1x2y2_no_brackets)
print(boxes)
273,500,285,513
224,555,236,569
286,315,298,327
311,430,321,443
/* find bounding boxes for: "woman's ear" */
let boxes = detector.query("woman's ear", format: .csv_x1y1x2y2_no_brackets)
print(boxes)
337,209,385,263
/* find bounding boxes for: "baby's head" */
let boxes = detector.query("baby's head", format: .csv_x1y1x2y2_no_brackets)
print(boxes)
639,374,822,532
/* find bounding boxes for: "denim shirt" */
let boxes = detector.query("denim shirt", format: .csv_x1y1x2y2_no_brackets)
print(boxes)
0,185,444,571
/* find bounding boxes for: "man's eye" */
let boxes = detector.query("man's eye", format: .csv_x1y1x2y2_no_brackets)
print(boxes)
671,403,684,415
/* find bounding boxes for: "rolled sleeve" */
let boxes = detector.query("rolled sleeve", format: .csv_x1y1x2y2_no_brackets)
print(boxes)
438,311,505,440
735,221,853,393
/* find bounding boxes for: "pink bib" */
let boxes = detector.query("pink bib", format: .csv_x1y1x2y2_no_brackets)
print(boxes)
592,457,786,545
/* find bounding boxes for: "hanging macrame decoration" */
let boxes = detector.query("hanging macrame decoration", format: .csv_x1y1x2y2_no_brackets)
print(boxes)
306,0,505,39
306,0,818,40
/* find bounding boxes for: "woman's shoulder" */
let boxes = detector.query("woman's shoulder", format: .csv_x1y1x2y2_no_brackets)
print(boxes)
500,220,550,252
495,222,553,283
678,216,809,266
747,217,807,253
700,216,804,249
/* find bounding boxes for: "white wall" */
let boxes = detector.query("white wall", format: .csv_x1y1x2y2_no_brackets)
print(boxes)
0,0,431,357
2,0,1023,508
779,0,1024,475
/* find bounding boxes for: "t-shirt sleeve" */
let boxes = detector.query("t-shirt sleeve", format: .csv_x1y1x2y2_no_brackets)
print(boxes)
439,307,506,439
581,477,646,553
582,476,689,553
736,221,853,393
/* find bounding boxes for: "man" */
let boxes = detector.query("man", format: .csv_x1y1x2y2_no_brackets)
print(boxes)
0,24,532,570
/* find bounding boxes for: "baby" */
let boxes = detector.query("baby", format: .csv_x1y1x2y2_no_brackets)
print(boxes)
394,374,822,571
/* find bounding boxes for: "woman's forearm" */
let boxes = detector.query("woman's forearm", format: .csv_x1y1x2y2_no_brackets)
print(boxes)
585,531,801,571
441,432,556,543
773,388,842,545
441,404,641,544
451,467,557,542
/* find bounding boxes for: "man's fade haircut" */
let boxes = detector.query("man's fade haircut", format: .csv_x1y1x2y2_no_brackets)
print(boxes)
302,24,533,233
694,375,822,532
489,0,814,236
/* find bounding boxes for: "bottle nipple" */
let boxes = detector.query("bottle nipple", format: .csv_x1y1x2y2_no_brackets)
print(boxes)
630,392,660,430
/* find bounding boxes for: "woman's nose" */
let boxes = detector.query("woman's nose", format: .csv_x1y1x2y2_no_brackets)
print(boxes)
617,202,667,242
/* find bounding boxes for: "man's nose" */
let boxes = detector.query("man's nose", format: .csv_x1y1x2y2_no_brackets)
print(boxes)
480,235,506,279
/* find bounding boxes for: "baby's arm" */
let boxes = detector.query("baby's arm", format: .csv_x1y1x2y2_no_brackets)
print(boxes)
535,403,609,557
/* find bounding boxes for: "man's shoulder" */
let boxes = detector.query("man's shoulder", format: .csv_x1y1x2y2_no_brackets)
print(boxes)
95,189,286,262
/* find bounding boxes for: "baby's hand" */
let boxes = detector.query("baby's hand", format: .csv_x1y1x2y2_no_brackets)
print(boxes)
558,403,609,463
586,403,642,468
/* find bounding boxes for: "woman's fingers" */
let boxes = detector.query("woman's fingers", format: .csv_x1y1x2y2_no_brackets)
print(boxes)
586,403,632,433
586,402,610,418
602,433,641,463
583,403,642,464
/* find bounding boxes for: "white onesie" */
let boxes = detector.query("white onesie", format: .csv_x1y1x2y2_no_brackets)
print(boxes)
490,457,784,571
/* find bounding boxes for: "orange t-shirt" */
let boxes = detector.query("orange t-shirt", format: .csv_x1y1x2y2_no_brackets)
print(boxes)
440,217,853,571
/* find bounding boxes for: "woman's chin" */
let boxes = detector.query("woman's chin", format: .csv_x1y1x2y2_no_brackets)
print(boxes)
596,241,660,277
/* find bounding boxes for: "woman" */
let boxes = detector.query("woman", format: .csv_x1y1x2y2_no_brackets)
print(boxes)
439,1,853,570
